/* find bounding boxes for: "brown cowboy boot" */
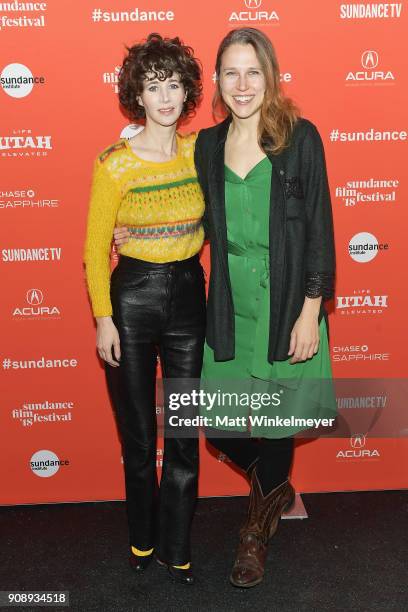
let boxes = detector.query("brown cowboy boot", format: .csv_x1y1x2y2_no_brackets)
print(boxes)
230,467,295,588
244,457,259,482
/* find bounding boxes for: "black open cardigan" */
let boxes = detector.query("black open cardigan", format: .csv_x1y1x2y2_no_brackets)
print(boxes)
194,115,336,364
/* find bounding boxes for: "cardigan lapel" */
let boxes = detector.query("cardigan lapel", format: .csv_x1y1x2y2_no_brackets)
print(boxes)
208,116,233,297
266,150,287,355
208,116,231,212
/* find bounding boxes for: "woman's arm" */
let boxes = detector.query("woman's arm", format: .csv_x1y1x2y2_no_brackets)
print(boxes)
84,158,122,366
289,123,335,363
288,296,322,363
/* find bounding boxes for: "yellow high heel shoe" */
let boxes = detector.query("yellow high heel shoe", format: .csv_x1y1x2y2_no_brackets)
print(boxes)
129,546,154,572
156,556,194,585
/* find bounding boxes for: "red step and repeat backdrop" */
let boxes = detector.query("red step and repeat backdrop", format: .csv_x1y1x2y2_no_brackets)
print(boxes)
1,0,407,504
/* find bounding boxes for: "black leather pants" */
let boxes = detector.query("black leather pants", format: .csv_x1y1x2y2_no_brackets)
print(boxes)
106,254,206,565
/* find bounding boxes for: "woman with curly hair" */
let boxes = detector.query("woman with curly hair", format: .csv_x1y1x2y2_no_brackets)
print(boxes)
84,33,205,585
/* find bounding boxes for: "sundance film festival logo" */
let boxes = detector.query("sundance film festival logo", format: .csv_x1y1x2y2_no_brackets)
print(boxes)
229,0,279,24
0,129,52,158
0,188,59,210
339,3,402,19
12,288,61,319
345,50,395,84
336,435,380,460
336,289,388,316
332,344,390,363
12,400,74,428
0,3,47,31
102,65,120,93
335,178,399,206
348,232,389,262
30,450,69,478
0,63,45,98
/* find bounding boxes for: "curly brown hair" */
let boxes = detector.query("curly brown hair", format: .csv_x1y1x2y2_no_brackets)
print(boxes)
118,33,202,121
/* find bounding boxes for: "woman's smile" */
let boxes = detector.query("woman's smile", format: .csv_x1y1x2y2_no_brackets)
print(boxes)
232,95,255,105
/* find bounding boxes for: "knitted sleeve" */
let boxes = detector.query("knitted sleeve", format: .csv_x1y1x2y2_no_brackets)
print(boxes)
84,159,121,317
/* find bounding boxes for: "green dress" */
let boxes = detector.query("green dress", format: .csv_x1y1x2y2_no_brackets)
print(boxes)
200,158,337,438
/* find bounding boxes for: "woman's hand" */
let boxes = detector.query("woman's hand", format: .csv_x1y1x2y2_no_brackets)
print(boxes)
288,297,322,364
113,226,131,248
96,316,121,367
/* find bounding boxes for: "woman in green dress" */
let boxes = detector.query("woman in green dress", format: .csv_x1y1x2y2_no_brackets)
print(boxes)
194,27,336,589
200,156,334,439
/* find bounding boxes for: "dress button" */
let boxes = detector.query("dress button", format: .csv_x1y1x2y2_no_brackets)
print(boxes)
252,268,256,273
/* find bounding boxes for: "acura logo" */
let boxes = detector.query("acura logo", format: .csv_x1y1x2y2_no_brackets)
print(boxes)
245,0,262,8
26,288,44,306
361,50,379,70
350,434,366,449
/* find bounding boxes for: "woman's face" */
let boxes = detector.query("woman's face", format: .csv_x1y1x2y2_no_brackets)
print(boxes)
138,72,185,127
218,43,266,120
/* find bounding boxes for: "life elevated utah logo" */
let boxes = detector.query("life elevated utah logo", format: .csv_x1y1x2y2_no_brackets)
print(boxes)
229,0,279,24
345,50,395,84
0,129,52,158
12,288,61,320
336,289,388,316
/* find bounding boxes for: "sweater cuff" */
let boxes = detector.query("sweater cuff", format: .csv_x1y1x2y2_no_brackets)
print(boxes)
93,306,113,318
305,271,334,300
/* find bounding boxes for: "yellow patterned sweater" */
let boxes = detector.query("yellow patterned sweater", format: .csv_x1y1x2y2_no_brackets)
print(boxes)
84,132,205,317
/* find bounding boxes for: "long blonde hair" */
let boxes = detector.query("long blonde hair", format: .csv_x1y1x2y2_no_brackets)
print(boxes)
213,28,299,155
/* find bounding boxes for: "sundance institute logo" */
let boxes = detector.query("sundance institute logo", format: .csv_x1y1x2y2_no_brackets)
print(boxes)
348,232,389,263
30,450,69,477
0,63,45,98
